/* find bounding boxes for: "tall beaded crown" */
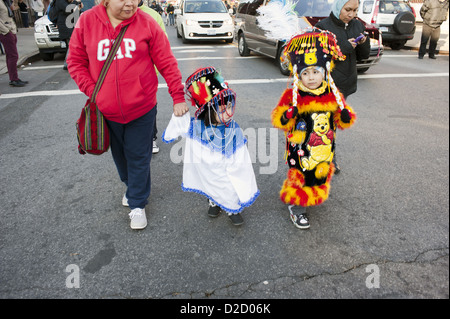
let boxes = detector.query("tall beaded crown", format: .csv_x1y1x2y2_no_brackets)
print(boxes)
285,28,346,74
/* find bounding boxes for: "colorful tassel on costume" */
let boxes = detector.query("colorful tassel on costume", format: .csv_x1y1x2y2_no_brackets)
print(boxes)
279,165,335,207
334,105,357,130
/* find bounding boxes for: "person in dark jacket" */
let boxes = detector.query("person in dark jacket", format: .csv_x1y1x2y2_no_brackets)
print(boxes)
419,0,449,59
18,0,30,28
315,0,369,173
315,0,370,98
54,0,83,69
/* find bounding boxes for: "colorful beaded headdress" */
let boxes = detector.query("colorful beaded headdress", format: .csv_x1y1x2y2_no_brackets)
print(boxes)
285,29,347,110
285,28,346,74
185,67,236,123
256,0,348,108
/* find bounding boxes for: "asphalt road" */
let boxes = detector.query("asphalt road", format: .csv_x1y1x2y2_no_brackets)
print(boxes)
0,25,448,302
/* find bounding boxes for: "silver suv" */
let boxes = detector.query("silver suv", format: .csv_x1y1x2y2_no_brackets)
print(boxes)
34,16,67,61
235,0,384,75
358,0,416,50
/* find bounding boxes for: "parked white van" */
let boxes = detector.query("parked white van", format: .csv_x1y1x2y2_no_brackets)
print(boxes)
175,0,234,43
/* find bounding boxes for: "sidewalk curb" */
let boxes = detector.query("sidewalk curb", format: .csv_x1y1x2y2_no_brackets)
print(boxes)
0,50,40,75
404,45,449,55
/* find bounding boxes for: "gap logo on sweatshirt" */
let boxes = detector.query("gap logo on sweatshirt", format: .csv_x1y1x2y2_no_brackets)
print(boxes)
97,38,136,61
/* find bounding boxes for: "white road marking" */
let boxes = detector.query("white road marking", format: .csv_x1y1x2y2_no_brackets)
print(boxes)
1,73,447,100
176,56,262,61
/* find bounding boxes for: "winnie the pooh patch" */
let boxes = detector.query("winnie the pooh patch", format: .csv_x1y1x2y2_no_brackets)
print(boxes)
301,112,334,174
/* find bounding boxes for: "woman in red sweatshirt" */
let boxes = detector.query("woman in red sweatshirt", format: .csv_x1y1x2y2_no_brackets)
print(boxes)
68,0,188,230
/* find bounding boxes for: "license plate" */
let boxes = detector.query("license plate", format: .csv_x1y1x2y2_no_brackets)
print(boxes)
207,29,216,36
379,27,388,32
61,41,67,48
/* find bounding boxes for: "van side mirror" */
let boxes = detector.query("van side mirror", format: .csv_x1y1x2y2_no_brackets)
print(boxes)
175,8,181,15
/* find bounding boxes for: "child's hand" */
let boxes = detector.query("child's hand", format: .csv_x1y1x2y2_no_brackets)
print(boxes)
173,102,189,116
340,108,351,123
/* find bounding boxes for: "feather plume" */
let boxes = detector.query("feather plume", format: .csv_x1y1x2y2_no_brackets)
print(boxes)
256,0,301,41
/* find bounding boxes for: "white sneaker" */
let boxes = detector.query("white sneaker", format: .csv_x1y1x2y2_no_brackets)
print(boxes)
152,140,159,154
129,208,147,230
122,194,129,207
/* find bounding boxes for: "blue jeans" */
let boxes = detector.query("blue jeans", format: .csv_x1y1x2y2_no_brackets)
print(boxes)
106,107,156,209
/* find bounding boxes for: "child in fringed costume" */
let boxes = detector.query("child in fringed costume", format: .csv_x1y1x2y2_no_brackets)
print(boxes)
271,29,357,229
162,67,260,226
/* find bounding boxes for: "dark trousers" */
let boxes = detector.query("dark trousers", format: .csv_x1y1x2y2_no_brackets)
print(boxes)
106,107,157,209
64,39,70,67
419,24,441,57
0,32,19,81
20,12,29,28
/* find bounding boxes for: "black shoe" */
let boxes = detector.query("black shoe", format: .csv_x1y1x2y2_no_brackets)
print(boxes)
429,55,437,59
63,64,68,70
288,205,310,229
207,199,221,218
334,162,341,174
9,80,26,87
418,56,424,59
228,213,244,226
290,213,310,229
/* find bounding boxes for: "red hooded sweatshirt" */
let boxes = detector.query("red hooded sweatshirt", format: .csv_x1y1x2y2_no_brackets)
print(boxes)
68,5,185,124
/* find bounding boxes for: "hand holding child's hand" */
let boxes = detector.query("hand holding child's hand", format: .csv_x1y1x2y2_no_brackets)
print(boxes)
173,102,189,117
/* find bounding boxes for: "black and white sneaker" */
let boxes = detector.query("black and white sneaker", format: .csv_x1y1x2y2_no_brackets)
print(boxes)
208,199,221,218
288,205,310,229
227,213,244,226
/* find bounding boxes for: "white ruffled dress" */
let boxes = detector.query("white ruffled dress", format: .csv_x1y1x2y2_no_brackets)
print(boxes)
162,112,260,214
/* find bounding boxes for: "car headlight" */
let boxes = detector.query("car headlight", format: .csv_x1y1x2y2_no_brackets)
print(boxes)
34,24,46,33
370,38,380,47
224,19,233,25
186,19,197,26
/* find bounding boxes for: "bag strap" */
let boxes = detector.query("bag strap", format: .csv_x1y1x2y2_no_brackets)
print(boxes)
91,25,129,103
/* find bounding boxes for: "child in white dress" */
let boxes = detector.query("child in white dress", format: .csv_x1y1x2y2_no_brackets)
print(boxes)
163,67,259,226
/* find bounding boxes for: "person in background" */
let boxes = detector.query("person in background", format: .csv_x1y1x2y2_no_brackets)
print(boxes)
419,0,449,59
149,0,162,15
80,0,96,10
138,0,167,154
18,0,30,28
315,0,369,174
67,0,189,230
42,0,50,12
54,0,83,70
29,0,45,20
166,2,174,26
0,0,29,86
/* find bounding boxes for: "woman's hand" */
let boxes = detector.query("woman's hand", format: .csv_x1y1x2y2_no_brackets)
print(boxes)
349,35,367,48
173,102,189,116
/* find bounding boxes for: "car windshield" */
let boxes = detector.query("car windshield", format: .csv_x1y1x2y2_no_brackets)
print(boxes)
292,0,334,17
184,0,228,13
379,0,412,14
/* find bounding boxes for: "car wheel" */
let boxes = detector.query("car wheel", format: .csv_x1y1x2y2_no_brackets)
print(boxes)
181,27,189,44
393,11,415,35
39,52,54,61
238,33,250,56
357,67,370,74
390,41,407,50
277,44,290,76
